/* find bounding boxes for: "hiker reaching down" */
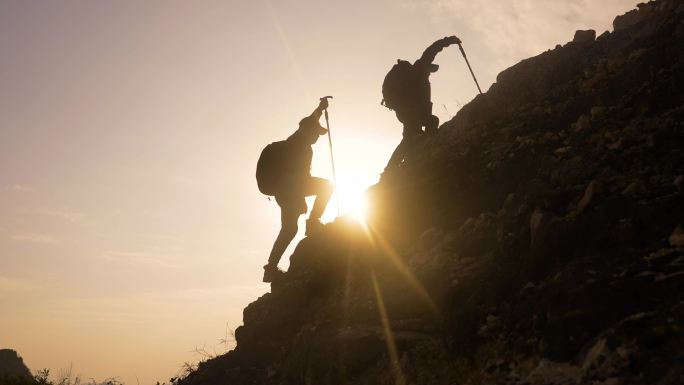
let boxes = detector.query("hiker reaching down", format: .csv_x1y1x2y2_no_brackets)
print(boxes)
256,98,333,283
382,35,461,172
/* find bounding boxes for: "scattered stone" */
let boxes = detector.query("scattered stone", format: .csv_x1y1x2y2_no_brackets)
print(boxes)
655,271,684,282
674,175,683,191
530,208,551,246
621,181,644,196
522,282,537,291
572,114,591,132
620,312,655,324
525,360,581,385
622,182,640,196
419,227,442,250
608,138,623,150
591,106,607,119
554,146,572,156
669,225,684,247
577,180,601,214
602,377,624,385
582,338,607,371
486,314,501,328
638,270,657,278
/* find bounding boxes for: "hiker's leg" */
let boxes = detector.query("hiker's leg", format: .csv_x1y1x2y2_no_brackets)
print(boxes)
267,206,300,266
385,123,421,171
304,177,333,220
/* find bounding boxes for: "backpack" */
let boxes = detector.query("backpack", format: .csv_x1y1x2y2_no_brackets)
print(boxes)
381,59,415,111
256,140,290,196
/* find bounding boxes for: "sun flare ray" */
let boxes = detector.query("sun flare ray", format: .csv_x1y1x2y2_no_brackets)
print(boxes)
371,269,406,385
364,225,441,318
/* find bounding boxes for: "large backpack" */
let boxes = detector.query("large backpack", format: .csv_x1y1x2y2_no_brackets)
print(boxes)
381,59,415,111
256,140,290,196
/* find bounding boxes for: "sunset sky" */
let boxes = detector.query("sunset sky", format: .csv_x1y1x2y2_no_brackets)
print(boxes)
1,1,635,383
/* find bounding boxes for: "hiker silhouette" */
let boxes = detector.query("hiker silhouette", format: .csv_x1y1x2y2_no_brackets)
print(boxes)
382,36,461,171
256,98,333,283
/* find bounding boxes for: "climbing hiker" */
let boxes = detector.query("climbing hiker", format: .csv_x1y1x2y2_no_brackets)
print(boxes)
256,98,334,283
382,35,461,172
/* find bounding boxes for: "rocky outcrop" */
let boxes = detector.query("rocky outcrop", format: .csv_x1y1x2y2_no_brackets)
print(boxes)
0,350,32,380
180,1,684,384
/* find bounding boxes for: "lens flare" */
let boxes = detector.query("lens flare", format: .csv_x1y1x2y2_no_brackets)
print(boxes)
331,178,369,224
371,269,406,385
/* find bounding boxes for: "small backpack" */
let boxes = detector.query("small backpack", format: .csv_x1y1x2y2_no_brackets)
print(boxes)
256,140,290,196
381,59,414,111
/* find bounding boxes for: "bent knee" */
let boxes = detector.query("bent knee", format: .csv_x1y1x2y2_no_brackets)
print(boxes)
321,179,333,195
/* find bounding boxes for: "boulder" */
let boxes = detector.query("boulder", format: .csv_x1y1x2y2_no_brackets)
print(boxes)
573,29,596,43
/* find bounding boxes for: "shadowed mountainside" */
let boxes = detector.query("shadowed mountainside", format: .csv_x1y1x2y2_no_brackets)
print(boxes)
0,350,32,383
179,1,684,384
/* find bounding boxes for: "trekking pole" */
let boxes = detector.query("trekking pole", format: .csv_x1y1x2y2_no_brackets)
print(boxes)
321,96,340,216
457,43,483,95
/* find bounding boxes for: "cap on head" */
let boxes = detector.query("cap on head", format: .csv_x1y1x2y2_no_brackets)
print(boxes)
298,117,328,135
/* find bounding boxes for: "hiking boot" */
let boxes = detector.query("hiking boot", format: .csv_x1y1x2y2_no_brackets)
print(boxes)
263,264,284,283
305,218,324,236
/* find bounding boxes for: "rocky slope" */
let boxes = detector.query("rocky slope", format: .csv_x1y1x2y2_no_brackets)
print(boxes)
0,350,32,381
180,1,684,384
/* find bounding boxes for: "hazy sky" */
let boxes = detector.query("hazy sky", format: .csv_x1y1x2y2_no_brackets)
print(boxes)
1,1,635,383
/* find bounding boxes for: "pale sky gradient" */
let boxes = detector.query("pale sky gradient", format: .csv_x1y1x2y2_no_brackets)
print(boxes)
1,1,635,383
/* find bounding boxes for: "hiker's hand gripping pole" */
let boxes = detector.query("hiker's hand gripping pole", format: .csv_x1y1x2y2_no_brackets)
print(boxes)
457,42,483,95
321,96,340,216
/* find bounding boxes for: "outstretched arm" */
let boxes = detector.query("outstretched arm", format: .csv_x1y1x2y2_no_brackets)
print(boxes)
416,35,461,66
307,98,329,121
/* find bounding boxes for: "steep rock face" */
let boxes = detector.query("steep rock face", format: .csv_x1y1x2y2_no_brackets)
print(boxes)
180,1,684,384
0,349,32,380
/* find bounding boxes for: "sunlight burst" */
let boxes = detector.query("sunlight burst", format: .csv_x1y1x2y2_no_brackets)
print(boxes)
334,178,369,223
